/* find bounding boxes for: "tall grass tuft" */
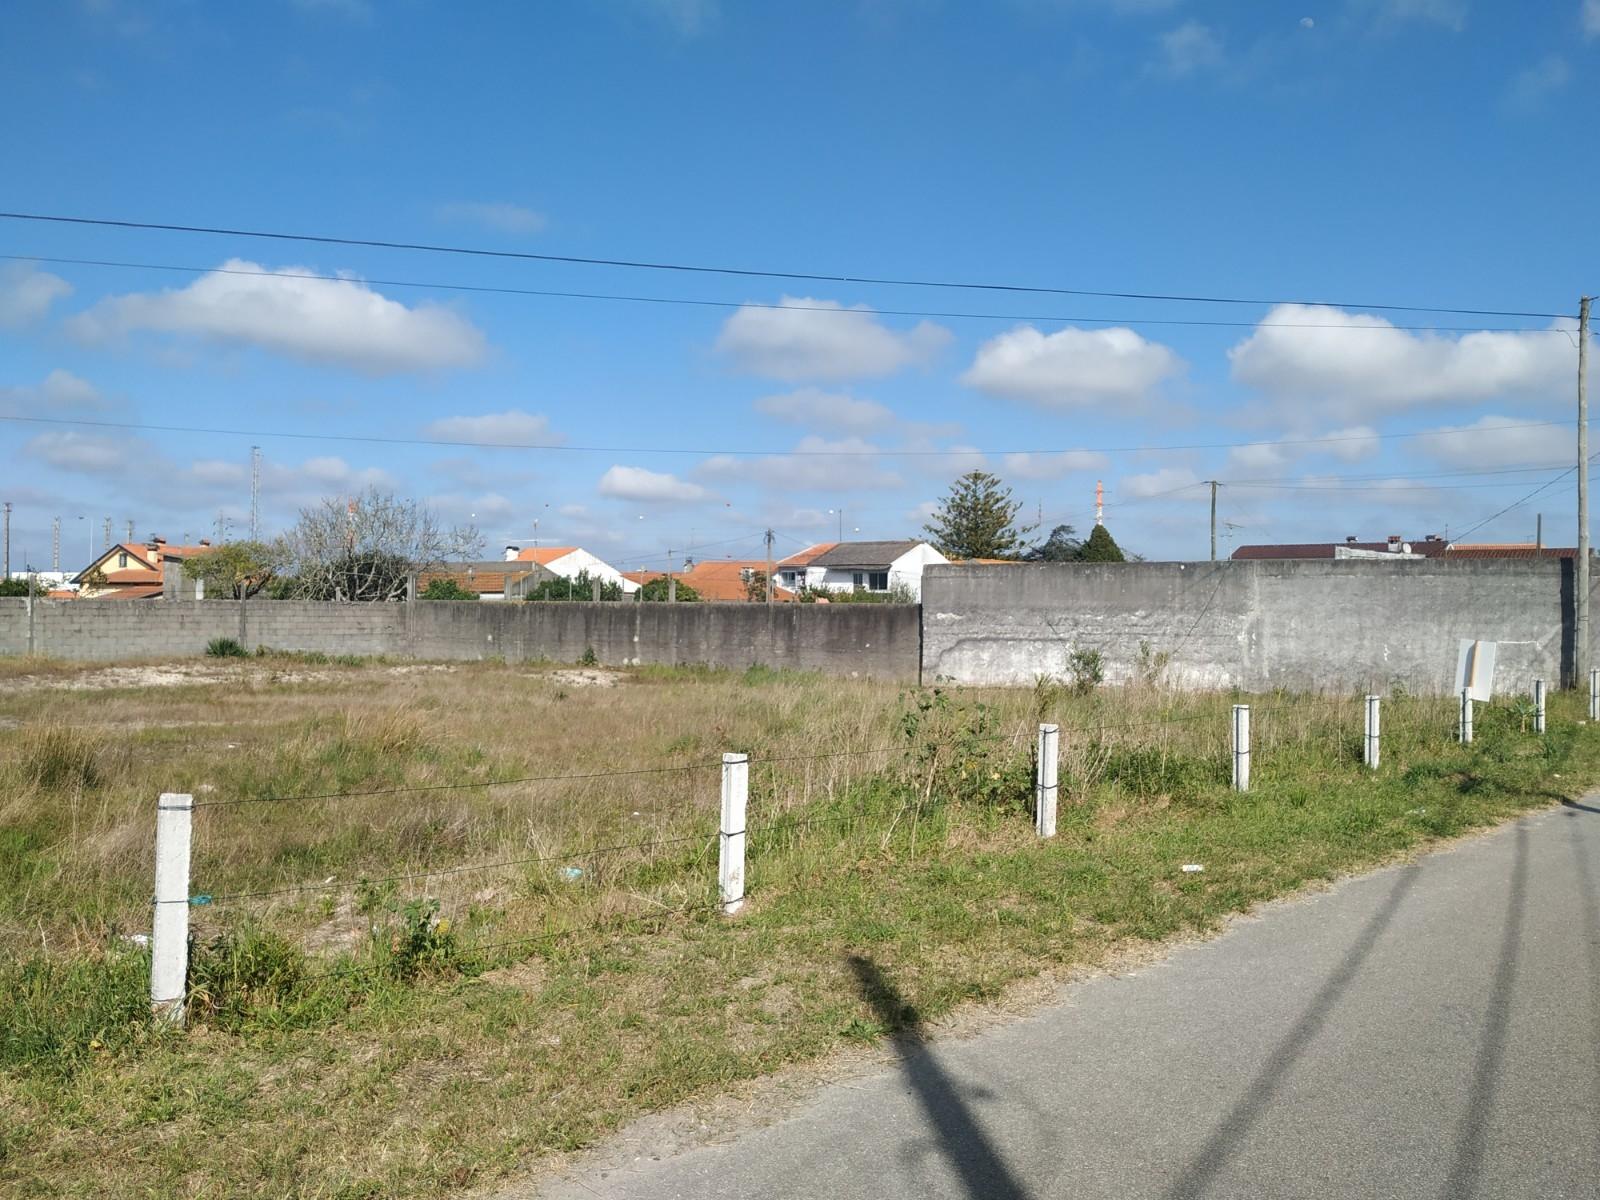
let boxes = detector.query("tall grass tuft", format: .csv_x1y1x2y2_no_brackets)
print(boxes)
0,945,151,1075
18,725,103,792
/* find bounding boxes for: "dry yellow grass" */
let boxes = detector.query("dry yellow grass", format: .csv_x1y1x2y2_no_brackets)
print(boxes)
2,654,1588,1199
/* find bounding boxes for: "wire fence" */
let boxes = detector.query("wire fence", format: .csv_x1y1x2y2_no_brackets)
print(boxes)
20,677,1571,1025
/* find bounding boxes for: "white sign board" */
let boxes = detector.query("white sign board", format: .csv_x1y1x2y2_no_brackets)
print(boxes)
1455,639,1497,702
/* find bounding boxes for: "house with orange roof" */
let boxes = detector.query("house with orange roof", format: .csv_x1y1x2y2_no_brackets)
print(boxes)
73,537,217,600
621,560,797,602
504,545,638,593
416,560,557,600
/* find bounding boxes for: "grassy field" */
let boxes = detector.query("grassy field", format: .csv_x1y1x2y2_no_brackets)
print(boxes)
1,653,1595,1198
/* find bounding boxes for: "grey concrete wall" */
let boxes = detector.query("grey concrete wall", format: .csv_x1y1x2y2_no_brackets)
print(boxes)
921,559,1588,695
0,598,920,680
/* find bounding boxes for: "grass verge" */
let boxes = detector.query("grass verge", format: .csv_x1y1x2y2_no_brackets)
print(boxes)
0,660,1595,1197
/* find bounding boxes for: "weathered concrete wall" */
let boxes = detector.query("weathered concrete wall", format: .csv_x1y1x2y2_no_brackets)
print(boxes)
0,598,919,680
920,560,1587,695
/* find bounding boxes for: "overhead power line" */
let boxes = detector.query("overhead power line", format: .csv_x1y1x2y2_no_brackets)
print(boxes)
0,211,1571,320
0,253,1568,336
0,412,1573,461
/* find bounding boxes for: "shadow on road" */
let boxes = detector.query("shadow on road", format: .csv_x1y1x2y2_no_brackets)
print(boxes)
1439,823,1529,1199
847,954,1031,1200
1561,805,1600,1133
1163,861,1422,1199
1561,797,1600,816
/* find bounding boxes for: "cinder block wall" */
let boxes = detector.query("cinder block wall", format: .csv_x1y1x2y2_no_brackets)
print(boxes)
0,598,920,680
920,559,1589,695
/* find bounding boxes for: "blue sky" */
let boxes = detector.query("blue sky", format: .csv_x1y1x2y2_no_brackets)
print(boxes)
1,0,1596,574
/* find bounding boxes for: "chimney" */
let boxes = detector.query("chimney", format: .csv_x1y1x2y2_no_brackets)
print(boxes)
1345,535,1357,544
199,539,211,547
1387,535,1401,552
504,545,519,562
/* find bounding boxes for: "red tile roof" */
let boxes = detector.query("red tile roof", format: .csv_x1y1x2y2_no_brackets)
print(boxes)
622,561,795,601
1443,546,1581,560
514,546,578,565
775,542,838,568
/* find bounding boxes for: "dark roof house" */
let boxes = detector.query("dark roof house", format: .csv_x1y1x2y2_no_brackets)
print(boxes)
1231,534,1453,561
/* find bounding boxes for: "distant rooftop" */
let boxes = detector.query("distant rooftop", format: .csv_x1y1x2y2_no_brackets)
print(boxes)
1232,535,1452,561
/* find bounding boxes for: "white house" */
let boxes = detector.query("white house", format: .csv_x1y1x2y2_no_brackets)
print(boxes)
505,545,639,594
774,540,947,601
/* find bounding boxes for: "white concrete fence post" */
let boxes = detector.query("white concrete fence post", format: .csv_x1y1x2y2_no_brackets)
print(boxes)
1459,689,1474,745
1035,723,1059,838
1364,695,1381,770
719,753,747,915
1231,704,1251,792
1533,678,1546,735
150,792,194,1026
1589,668,1598,722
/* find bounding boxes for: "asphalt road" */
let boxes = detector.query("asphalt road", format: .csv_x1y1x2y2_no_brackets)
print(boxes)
531,801,1600,1200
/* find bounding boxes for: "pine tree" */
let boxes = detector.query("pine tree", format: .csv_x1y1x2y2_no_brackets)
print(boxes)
922,471,1037,560
1076,524,1126,562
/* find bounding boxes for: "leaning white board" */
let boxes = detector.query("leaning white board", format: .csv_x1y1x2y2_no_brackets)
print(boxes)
1455,639,1497,702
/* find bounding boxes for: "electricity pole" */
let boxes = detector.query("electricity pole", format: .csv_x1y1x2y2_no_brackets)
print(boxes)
761,528,774,604
2,501,10,580
1208,480,1219,562
250,445,261,541
1579,295,1592,685
51,516,59,572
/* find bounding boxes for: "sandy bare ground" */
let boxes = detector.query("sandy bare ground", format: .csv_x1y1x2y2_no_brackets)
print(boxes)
0,660,475,692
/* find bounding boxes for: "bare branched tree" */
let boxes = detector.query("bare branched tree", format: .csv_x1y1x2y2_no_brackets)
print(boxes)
280,489,481,602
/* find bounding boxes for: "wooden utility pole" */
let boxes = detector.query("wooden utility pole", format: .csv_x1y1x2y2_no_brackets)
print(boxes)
1209,480,1219,562
1580,296,1592,685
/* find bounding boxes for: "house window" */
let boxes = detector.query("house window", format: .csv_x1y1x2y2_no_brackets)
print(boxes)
118,552,128,568
782,571,797,587
852,571,865,589
868,571,889,591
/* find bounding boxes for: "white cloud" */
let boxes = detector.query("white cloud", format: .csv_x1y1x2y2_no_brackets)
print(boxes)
1228,304,1572,418
1119,466,1201,500
1586,0,1600,37
25,431,126,474
1227,441,1292,472
1506,56,1570,110
437,202,548,235
598,465,714,503
633,0,717,35
422,410,557,445
1416,415,1573,469
961,325,1183,407
1227,425,1381,472
0,370,108,418
752,388,896,434
1156,21,1223,76
715,297,951,382
1322,425,1381,463
698,435,904,492
426,491,516,525
0,262,72,328
67,259,487,374
1366,0,1467,30
1000,450,1110,480
187,454,396,496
